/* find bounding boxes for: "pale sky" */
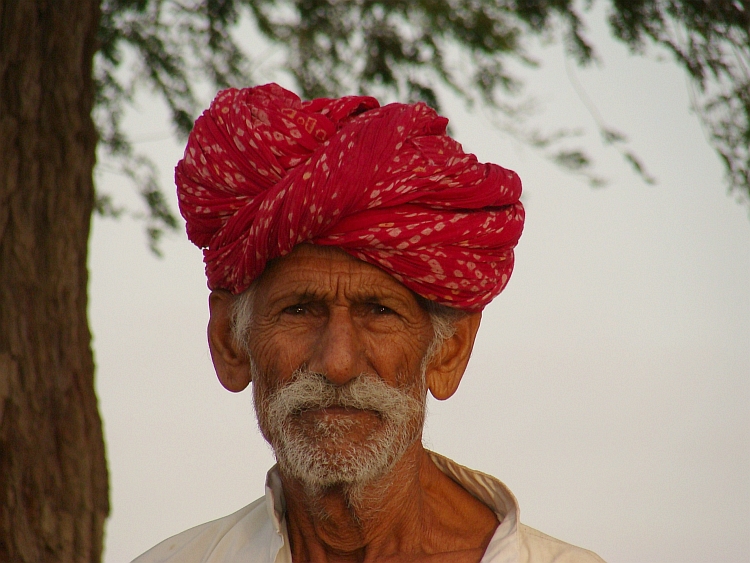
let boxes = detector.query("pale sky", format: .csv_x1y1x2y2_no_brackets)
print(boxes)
90,13,749,563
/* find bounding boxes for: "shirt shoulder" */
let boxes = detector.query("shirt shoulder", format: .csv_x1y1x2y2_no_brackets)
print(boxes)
518,524,606,563
131,497,270,563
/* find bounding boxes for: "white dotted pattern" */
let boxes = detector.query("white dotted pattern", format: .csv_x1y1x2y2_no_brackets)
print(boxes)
176,84,524,310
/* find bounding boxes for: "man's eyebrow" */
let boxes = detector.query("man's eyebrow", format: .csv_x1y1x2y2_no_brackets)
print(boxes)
263,286,321,304
280,290,320,302
352,289,412,308
356,291,392,302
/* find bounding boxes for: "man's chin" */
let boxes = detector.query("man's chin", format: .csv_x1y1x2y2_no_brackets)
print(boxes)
277,451,382,491
272,428,411,492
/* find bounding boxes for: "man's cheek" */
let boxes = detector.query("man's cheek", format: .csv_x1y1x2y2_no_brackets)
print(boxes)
251,337,307,383
368,333,429,370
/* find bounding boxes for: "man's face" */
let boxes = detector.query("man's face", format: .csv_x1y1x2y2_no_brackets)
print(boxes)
243,245,435,492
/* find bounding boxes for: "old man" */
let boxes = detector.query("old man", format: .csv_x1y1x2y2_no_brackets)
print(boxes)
134,83,604,563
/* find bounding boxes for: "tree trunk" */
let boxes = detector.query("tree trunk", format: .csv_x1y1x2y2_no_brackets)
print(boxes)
0,0,109,561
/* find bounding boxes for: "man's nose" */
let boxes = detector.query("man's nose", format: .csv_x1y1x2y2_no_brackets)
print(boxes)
309,307,361,386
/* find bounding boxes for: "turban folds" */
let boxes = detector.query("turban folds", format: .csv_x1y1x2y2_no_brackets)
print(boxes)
176,83,524,310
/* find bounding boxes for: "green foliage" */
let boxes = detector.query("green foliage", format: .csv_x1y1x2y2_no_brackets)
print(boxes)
247,0,592,103
93,0,750,252
607,0,749,202
96,0,250,251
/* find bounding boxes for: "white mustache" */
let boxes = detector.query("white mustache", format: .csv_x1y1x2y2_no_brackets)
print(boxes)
263,369,423,423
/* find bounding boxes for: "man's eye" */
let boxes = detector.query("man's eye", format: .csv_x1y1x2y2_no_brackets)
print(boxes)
283,305,307,315
371,304,395,315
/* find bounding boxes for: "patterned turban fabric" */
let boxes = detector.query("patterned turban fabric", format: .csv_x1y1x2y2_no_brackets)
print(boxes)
176,83,524,310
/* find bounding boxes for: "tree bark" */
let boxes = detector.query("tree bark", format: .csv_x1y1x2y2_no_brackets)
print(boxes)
0,0,109,561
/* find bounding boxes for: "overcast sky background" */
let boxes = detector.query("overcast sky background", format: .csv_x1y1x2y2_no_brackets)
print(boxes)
90,10,749,563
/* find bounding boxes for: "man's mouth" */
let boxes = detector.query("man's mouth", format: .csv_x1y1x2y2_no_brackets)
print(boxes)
296,406,381,419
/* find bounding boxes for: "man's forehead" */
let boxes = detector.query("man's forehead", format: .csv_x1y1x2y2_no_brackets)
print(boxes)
257,244,414,299
263,244,366,276
267,243,351,265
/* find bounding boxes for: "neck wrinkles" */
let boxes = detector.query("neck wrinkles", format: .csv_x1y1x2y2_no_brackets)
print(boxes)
281,441,427,562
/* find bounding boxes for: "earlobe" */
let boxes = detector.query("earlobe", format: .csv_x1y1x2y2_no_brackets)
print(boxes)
426,311,482,401
208,290,252,392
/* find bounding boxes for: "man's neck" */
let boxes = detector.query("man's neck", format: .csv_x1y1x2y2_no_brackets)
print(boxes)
280,445,499,563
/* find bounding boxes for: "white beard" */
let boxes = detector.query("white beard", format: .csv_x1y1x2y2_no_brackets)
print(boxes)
253,366,426,497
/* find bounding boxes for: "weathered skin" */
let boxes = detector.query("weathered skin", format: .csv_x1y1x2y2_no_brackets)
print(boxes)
207,244,497,563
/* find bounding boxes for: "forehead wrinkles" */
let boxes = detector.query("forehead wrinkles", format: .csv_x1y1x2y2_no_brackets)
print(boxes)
259,251,410,305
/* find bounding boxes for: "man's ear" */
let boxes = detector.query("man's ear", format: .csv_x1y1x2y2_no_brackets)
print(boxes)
208,290,252,392
426,311,482,401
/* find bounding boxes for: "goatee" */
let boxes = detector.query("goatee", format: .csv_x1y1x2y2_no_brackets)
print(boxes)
253,366,426,499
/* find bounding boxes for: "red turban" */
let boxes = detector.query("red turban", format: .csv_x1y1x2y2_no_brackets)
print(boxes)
176,83,524,310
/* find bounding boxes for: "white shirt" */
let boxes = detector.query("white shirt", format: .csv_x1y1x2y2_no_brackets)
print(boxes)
133,452,605,563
